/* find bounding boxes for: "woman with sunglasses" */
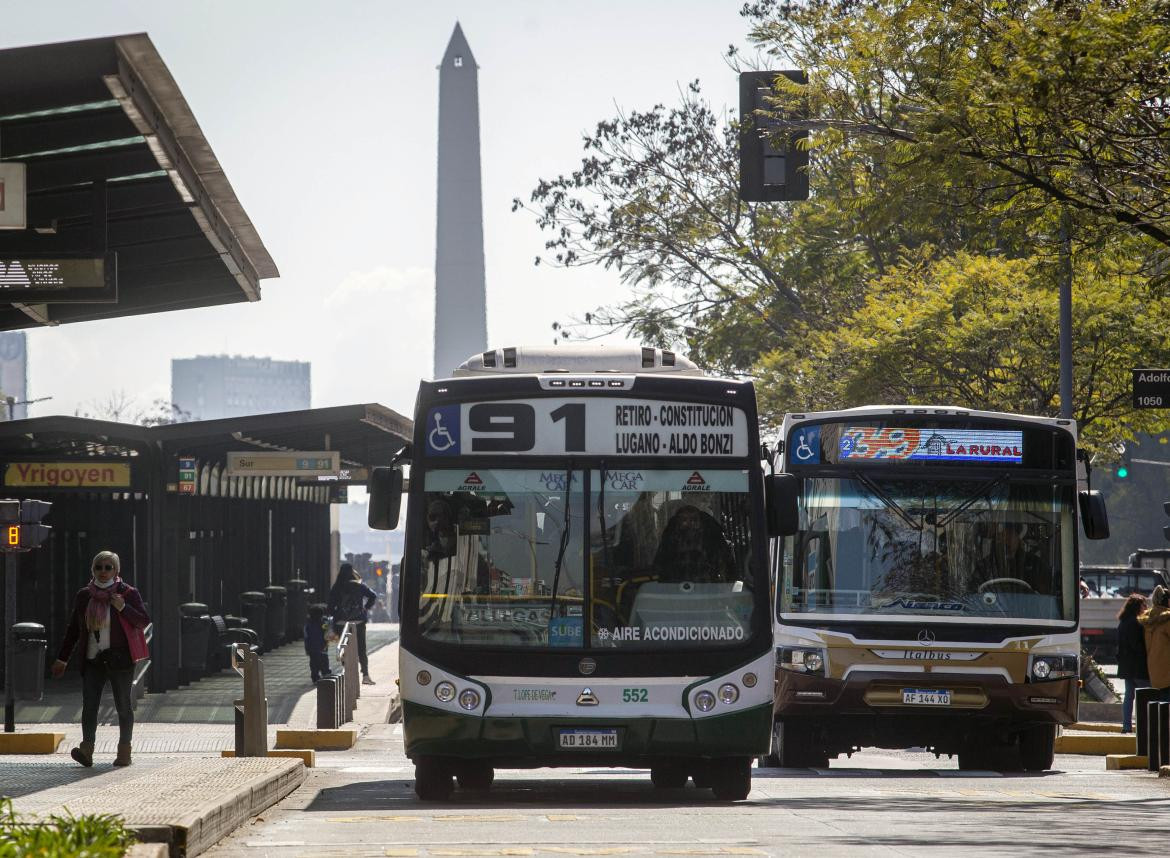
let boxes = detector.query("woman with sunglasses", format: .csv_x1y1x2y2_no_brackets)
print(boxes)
50,550,150,767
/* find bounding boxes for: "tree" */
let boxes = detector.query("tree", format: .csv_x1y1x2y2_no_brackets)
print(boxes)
517,1,1170,450
75,392,191,426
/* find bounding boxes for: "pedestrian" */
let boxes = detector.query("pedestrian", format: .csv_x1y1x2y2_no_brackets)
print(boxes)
1116,593,1150,732
1139,584,1170,702
50,550,150,768
304,603,332,683
328,563,378,685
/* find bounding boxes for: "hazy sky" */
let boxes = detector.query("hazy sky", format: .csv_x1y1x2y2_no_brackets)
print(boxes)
7,1,751,421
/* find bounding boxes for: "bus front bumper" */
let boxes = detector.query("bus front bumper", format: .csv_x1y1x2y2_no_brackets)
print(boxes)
401,699,773,765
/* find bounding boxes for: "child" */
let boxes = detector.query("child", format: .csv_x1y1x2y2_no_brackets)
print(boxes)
304,603,332,683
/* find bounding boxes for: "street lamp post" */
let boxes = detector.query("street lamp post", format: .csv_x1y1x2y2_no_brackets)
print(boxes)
1059,207,1074,420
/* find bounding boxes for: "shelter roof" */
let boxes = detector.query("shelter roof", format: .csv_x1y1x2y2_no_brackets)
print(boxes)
0,404,412,471
0,33,277,328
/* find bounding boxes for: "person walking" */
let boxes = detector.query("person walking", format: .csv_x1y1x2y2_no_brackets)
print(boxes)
1116,593,1150,732
304,603,332,683
1139,585,1170,702
50,550,150,767
328,563,378,685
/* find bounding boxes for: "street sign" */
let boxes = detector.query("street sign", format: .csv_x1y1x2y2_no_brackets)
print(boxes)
1132,368,1170,409
178,456,197,495
226,450,340,477
0,253,117,303
297,466,370,486
0,163,27,230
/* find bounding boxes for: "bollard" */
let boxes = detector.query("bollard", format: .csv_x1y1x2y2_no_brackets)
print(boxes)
1160,703,1170,772
1136,687,1158,754
1148,700,1163,771
316,675,339,729
231,643,268,757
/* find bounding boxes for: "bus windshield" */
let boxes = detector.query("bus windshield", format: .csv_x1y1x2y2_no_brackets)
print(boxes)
415,467,758,648
780,475,1076,622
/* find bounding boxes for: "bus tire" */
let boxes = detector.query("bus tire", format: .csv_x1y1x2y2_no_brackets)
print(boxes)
1018,725,1056,772
456,761,494,790
414,758,454,801
711,758,752,801
650,763,688,789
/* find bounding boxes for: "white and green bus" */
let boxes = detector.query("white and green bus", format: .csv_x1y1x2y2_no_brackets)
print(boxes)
368,346,787,800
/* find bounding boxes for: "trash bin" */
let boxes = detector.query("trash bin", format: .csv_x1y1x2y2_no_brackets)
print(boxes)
238,592,268,654
262,585,288,649
11,622,47,702
179,602,211,681
223,614,247,629
285,579,309,640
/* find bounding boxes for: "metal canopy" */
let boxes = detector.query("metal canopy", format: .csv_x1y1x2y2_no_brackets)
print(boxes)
0,404,412,473
0,33,278,329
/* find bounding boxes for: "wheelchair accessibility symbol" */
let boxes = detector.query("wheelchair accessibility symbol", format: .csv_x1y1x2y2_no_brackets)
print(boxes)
426,406,461,456
792,426,820,464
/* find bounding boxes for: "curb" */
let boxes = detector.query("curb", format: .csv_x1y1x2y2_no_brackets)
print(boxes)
1071,722,1122,733
0,732,64,754
1162,766,1170,778
1105,754,1149,770
220,749,316,767
1055,733,1136,755
274,728,356,751
126,843,168,858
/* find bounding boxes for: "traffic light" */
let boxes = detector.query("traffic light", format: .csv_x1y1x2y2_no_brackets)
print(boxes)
739,70,810,202
1114,443,1131,479
0,498,51,551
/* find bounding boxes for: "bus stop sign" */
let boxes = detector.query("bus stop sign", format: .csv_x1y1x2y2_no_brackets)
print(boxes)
1132,368,1170,409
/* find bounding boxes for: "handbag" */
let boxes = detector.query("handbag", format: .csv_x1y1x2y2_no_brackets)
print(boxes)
114,586,150,663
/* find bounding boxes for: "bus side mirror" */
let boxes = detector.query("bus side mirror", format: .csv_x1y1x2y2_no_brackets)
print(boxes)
368,467,404,530
1079,490,1109,540
766,473,800,537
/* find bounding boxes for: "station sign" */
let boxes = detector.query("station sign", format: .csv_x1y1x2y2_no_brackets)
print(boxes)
3,461,132,489
297,466,369,486
1133,368,1170,409
226,451,340,477
0,163,27,230
178,456,197,495
0,253,117,303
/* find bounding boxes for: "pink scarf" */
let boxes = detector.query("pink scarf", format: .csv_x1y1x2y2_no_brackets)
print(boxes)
85,577,122,631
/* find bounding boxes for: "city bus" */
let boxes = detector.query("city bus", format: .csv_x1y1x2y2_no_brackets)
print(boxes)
764,406,1109,771
367,345,786,800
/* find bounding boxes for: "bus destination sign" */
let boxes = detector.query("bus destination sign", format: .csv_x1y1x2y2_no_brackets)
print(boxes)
1133,368,1170,409
0,253,117,303
424,398,748,458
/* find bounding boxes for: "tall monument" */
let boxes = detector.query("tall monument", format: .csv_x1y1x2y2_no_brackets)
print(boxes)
433,22,487,379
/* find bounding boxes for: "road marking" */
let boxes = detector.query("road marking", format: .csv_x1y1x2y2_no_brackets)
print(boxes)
436,814,527,823
330,815,421,823
545,815,587,821
384,851,419,857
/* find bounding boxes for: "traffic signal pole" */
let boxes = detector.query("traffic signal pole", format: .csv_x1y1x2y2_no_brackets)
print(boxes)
4,550,15,732
1058,207,1074,420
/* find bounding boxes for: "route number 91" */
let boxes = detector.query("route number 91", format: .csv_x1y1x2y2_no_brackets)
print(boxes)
469,403,585,452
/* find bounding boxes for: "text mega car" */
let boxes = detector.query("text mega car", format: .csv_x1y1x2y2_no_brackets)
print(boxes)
367,346,792,800
765,406,1109,771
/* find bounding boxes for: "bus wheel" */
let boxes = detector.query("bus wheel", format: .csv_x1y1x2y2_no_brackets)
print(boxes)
650,763,688,789
456,761,494,790
1018,725,1056,772
710,758,752,801
414,758,454,801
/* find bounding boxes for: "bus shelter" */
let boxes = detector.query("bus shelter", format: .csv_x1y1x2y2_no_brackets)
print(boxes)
0,403,411,691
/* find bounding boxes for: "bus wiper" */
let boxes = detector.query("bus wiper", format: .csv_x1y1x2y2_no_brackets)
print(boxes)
935,474,1010,529
851,471,921,532
548,462,574,621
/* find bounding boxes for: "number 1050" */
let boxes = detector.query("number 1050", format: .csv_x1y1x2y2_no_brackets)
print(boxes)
1136,395,1165,407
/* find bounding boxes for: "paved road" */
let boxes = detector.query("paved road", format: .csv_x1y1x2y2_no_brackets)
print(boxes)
205,725,1170,858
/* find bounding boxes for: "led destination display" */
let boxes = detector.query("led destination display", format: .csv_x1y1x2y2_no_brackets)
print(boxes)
424,398,748,458
789,425,1025,465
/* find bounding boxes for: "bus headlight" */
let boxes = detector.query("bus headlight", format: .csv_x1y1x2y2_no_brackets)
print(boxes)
718,683,740,705
416,670,432,686
1030,654,1077,681
694,690,717,712
742,672,758,688
458,688,481,710
435,681,456,702
779,647,826,675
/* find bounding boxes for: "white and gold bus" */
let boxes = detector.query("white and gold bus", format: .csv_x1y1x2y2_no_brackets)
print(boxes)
765,406,1109,771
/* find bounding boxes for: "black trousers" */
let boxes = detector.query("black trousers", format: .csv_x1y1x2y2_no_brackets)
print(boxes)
333,621,370,675
81,657,134,745
308,649,331,682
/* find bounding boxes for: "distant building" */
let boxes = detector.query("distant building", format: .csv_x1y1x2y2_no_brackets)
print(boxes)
172,355,310,420
0,331,28,419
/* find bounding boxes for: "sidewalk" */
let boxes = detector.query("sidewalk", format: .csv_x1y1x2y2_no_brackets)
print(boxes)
1,624,399,856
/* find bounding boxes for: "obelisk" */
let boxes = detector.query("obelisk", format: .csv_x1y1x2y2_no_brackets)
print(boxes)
433,22,487,379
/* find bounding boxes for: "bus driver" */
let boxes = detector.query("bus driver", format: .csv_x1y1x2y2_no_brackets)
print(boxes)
653,505,735,584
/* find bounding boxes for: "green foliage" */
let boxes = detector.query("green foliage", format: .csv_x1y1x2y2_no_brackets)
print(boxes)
0,797,136,858
519,0,1170,447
